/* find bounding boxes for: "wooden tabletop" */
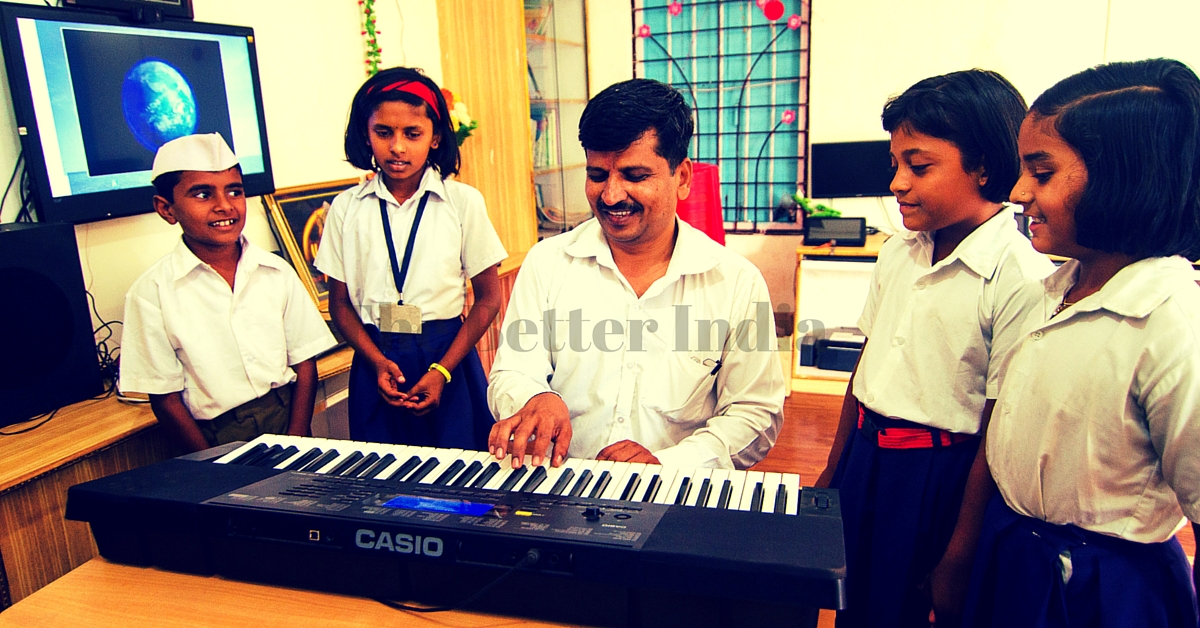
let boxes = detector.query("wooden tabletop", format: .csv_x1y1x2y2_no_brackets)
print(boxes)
0,346,354,494
0,558,566,628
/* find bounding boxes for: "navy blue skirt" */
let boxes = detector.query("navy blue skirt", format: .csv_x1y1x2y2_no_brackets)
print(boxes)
962,493,1198,628
348,320,493,450
831,424,980,628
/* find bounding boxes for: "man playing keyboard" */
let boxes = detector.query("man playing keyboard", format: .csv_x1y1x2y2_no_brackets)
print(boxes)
486,79,786,472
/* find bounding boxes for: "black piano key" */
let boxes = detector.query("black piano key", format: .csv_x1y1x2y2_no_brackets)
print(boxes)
386,456,424,481
344,452,380,478
282,448,323,471
259,445,299,468
451,461,484,487
300,449,341,473
242,444,282,467
227,443,269,466
749,482,765,512
470,462,502,488
716,480,733,509
694,478,713,507
618,473,641,501
588,471,612,499
674,477,692,505
519,466,548,492
405,458,441,483
359,454,396,479
433,460,467,485
549,469,576,495
641,475,662,502
774,483,788,514
567,470,593,497
328,451,365,476
498,466,529,491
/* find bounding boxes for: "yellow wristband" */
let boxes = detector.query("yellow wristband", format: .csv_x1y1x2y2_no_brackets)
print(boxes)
428,362,452,383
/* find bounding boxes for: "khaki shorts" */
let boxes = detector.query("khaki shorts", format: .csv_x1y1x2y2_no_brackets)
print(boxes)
197,384,293,448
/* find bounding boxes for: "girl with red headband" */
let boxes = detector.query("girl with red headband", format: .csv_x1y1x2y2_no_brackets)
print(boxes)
316,67,506,449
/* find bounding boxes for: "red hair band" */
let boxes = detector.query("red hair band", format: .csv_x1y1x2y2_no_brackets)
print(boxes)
367,80,441,120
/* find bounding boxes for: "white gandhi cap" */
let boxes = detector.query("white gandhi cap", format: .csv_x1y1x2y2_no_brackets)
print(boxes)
151,133,238,180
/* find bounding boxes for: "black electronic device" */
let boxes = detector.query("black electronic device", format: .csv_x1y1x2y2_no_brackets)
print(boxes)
0,2,273,224
64,0,193,22
810,140,893,198
804,216,867,247
0,222,103,427
67,436,847,626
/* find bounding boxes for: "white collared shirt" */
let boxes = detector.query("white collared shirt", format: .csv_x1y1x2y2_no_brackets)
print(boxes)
315,168,507,325
852,208,1055,434
120,237,336,420
989,256,1200,543
488,218,786,469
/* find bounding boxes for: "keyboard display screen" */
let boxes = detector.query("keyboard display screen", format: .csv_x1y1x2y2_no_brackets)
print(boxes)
383,494,495,516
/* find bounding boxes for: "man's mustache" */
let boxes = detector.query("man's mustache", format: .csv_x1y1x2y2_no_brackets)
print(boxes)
596,199,642,212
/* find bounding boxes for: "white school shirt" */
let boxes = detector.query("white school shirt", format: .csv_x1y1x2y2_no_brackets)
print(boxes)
852,208,1054,434
989,256,1200,543
120,236,336,420
315,169,507,325
487,218,786,470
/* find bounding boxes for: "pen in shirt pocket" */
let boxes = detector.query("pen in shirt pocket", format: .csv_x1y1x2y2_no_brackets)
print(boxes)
691,356,723,375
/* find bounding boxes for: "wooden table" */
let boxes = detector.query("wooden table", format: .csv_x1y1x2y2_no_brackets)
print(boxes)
0,558,564,627
791,233,887,395
0,347,354,609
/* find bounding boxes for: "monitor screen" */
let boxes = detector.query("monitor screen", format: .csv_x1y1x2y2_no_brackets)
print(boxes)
0,5,273,223
809,140,893,199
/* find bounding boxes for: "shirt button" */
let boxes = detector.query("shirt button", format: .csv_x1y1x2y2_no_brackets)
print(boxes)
914,282,926,290
895,337,905,346
1031,330,1044,341
617,417,625,423
626,363,635,369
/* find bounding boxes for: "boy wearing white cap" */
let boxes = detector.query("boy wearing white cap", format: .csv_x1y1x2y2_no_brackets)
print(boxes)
120,133,336,452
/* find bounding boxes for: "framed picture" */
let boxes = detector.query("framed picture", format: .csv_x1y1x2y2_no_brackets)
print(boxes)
263,177,360,314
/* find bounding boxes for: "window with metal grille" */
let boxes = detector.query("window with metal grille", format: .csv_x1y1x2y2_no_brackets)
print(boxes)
632,0,810,232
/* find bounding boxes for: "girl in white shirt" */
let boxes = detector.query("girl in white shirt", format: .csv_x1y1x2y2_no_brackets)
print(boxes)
963,58,1200,627
316,68,506,449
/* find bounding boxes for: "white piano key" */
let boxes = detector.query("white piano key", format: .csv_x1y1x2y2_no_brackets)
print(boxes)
633,465,670,502
702,470,729,508
581,460,615,498
615,463,650,501
656,468,688,505
482,455,531,491
212,433,284,465
722,470,748,510
683,468,713,507
381,446,437,480
761,472,782,513
416,449,465,484
564,459,601,497
532,463,570,495
448,451,493,485
597,462,635,500
736,471,765,511
782,473,801,515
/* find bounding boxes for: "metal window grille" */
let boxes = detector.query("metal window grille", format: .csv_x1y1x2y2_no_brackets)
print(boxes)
633,0,811,232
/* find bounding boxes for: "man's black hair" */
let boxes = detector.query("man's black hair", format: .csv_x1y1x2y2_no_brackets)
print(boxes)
578,78,693,170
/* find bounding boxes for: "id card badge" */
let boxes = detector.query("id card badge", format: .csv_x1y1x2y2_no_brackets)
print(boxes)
379,303,423,334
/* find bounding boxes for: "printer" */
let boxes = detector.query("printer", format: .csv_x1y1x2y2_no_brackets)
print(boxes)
799,326,866,372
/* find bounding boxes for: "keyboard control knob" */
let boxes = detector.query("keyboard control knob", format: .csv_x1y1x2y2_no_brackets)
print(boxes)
582,506,604,522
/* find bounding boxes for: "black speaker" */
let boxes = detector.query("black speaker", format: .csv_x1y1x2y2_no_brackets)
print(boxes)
804,216,867,247
0,222,103,427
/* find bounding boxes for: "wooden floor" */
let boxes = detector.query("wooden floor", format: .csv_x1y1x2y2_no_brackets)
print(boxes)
752,391,1195,627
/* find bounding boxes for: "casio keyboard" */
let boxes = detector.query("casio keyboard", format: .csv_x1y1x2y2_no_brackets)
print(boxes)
67,434,846,627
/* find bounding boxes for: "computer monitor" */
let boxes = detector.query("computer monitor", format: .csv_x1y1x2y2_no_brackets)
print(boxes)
0,3,273,223
809,140,893,199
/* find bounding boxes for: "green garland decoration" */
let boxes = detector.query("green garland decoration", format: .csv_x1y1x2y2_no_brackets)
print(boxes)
359,0,382,76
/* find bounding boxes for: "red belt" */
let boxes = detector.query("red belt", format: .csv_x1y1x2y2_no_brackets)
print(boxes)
857,403,977,449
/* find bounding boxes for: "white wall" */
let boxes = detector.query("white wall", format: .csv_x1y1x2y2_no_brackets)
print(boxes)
0,0,441,341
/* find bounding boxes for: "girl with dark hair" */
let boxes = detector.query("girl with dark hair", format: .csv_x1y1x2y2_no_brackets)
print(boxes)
814,69,1055,628
962,58,1200,628
315,67,506,448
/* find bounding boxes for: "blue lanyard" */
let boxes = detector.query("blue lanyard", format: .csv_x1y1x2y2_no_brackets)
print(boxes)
378,190,430,305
